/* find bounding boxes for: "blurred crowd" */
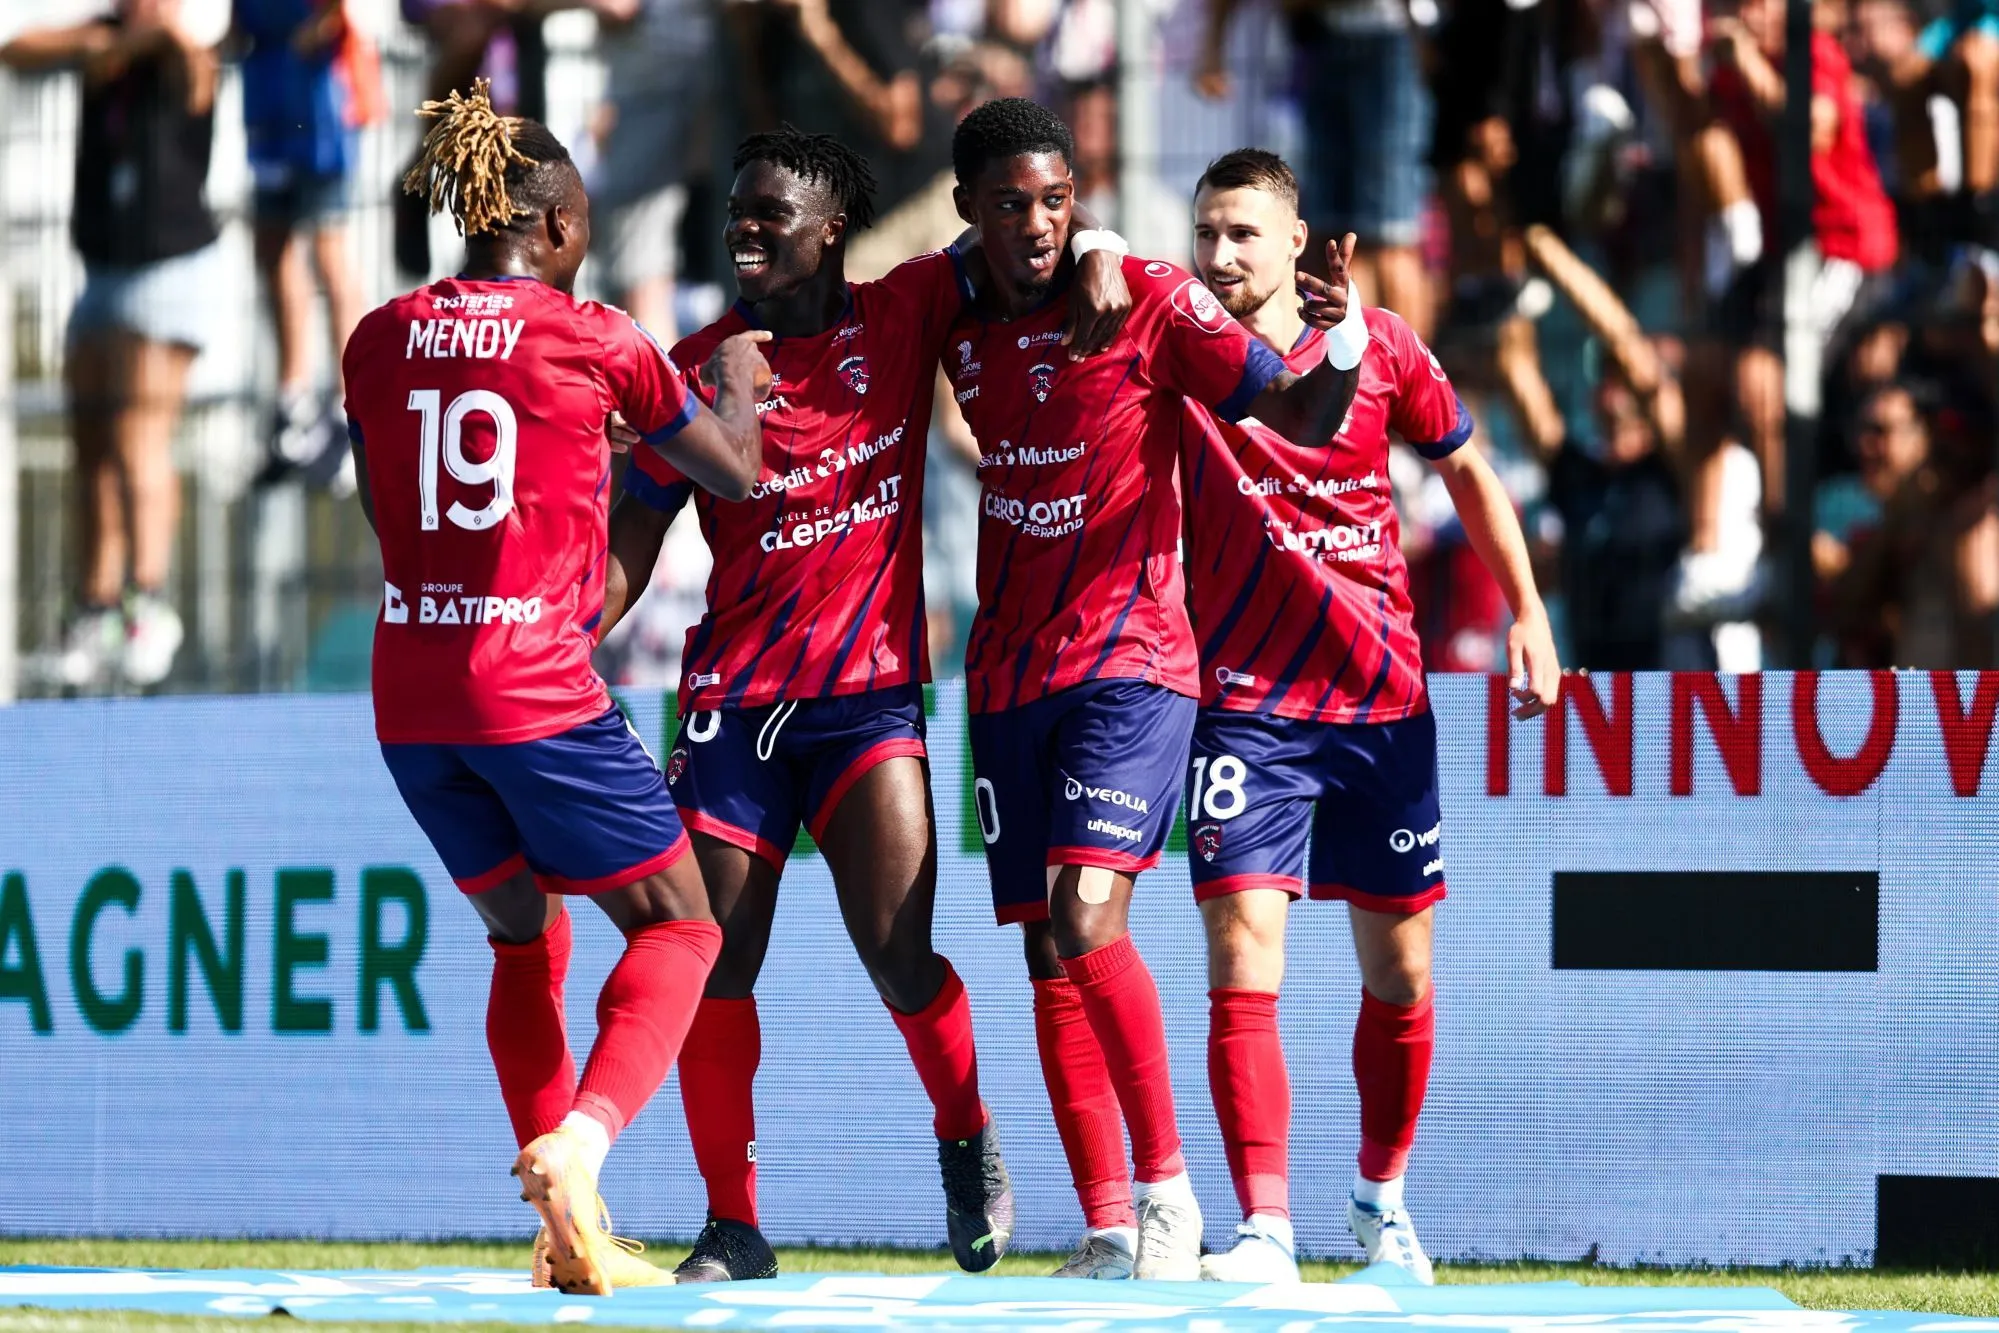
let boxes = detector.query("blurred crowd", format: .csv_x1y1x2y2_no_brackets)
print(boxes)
2,0,1995,695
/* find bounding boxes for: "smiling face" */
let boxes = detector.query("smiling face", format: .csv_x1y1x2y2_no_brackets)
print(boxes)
955,150,1074,305
724,159,844,303
1192,183,1307,321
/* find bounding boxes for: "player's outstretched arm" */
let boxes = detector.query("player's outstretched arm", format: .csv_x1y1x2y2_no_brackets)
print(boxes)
1432,445,1562,719
662,330,772,501
1242,234,1365,445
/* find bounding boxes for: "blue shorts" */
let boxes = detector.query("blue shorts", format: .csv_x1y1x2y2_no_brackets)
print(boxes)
1185,708,1446,915
381,707,689,895
665,684,928,869
1294,25,1429,246
968,679,1197,924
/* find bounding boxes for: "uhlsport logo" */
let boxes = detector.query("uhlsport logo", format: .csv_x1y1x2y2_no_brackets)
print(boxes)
837,355,870,395
1195,822,1224,862
1029,362,1057,403
666,748,689,784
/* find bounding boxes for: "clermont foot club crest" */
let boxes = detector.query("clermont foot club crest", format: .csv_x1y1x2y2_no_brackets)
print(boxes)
666,748,689,784
838,354,870,395
1195,822,1223,862
1029,362,1056,403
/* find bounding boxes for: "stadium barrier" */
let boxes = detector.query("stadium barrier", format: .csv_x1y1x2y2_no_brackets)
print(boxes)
3,672,1995,1266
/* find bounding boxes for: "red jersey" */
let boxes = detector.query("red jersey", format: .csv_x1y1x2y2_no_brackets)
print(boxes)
943,257,1286,715
1712,31,1898,272
625,249,972,713
345,276,699,745
1182,308,1470,725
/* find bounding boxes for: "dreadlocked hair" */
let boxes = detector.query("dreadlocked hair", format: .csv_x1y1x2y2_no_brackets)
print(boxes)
733,125,879,230
952,97,1073,188
401,79,574,237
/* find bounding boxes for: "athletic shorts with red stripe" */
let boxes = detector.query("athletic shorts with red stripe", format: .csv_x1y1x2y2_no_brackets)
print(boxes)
1185,708,1447,914
968,678,1197,924
381,707,690,895
663,683,927,868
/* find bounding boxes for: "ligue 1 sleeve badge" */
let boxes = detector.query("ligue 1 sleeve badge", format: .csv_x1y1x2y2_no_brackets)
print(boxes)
837,355,870,395
1195,822,1224,862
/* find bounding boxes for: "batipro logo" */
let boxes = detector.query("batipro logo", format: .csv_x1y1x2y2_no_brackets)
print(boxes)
1063,774,1152,816
1390,823,1442,854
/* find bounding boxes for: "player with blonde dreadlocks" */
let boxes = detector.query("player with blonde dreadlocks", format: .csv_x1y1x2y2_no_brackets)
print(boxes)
342,82,773,1297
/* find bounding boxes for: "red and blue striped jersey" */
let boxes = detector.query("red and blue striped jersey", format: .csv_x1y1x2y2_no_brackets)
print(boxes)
624,248,972,714
943,257,1286,715
345,276,698,744
1182,307,1472,725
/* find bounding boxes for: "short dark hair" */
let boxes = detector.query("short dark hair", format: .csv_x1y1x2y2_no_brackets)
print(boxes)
952,97,1075,188
1195,149,1300,213
734,125,879,230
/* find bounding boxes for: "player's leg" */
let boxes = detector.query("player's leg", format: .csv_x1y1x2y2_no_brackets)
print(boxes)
1309,711,1447,1285
810,699,1011,1273
378,741,578,1283
661,706,797,1282
1184,711,1314,1283
1043,681,1202,1280
969,700,1134,1276
475,709,722,1295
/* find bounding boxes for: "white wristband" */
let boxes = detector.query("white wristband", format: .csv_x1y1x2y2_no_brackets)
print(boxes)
1070,228,1129,261
1325,283,1368,371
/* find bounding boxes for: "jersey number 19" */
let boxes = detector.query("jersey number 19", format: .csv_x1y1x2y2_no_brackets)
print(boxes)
408,388,518,532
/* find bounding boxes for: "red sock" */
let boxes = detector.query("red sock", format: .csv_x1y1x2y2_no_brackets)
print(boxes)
573,919,722,1141
679,996,762,1226
487,909,577,1148
887,957,988,1140
1353,987,1434,1181
1209,988,1290,1219
1032,976,1135,1229
1061,935,1186,1183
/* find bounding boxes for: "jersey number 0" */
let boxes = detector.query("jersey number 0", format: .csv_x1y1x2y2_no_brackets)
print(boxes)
408,388,518,531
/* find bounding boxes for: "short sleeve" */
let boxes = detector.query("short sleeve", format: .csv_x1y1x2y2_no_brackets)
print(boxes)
865,246,975,353
601,307,699,448
624,443,696,517
1132,261,1286,423
1380,311,1474,459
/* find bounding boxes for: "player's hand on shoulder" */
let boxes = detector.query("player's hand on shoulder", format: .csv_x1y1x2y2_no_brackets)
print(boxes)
703,329,776,400
1297,232,1358,330
1063,251,1133,361
1506,610,1562,721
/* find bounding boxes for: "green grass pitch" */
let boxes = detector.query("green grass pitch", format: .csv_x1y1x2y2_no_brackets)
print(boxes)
0,1238,1994,1333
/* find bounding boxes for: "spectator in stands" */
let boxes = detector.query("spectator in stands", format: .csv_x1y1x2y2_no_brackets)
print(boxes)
1874,0,1999,253
1816,380,1932,662
589,0,718,342
732,0,958,280
1838,384,1999,665
234,0,380,492
1195,0,1432,340
1676,0,1900,630
3,0,221,691
988,0,1122,213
